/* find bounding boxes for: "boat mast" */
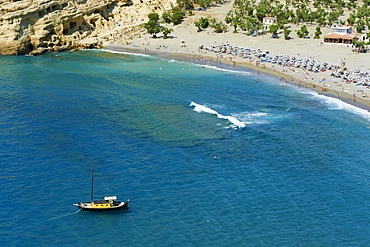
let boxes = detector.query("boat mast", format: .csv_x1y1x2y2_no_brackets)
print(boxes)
91,168,94,202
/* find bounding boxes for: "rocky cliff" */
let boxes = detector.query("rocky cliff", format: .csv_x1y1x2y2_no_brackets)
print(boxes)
0,0,176,55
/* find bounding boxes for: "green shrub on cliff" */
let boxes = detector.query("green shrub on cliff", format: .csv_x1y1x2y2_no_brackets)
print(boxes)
177,0,193,9
170,10,186,25
143,13,162,38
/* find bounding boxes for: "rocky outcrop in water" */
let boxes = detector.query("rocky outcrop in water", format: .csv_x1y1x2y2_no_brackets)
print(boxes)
0,0,176,55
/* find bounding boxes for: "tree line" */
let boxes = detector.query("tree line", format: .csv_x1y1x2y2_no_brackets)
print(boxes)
143,0,370,47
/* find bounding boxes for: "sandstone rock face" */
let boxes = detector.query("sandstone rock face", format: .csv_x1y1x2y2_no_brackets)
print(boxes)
0,0,176,55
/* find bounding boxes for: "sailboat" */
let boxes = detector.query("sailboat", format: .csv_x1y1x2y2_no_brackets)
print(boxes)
73,168,129,211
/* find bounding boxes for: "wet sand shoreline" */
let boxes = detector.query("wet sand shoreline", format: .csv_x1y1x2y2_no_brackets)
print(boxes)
104,44,370,111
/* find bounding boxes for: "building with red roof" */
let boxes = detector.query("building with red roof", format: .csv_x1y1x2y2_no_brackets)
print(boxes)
324,25,356,44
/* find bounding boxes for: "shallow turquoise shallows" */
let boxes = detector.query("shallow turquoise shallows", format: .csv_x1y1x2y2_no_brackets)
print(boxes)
1,50,370,246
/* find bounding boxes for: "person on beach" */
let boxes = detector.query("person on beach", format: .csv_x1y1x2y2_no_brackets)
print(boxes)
128,34,370,106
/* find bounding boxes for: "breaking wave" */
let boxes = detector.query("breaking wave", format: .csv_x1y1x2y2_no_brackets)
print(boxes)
190,102,246,128
101,48,151,57
304,91,370,122
197,64,253,76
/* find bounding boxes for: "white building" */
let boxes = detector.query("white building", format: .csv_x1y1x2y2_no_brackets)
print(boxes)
331,25,352,34
324,25,356,44
262,17,277,31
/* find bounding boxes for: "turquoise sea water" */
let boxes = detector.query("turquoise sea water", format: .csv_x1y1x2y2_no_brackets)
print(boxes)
1,49,370,246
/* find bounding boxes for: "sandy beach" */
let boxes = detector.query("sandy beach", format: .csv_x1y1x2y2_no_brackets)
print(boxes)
106,0,370,109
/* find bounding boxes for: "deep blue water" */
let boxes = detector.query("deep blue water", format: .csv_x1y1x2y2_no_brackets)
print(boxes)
1,49,370,246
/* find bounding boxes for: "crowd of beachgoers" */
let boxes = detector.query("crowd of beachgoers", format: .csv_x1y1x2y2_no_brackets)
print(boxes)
199,42,370,91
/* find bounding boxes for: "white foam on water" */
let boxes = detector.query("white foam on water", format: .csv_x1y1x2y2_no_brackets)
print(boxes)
101,49,151,57
303,91,370,121
196,64,253,76
190,102,246,129
233,111,269,125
